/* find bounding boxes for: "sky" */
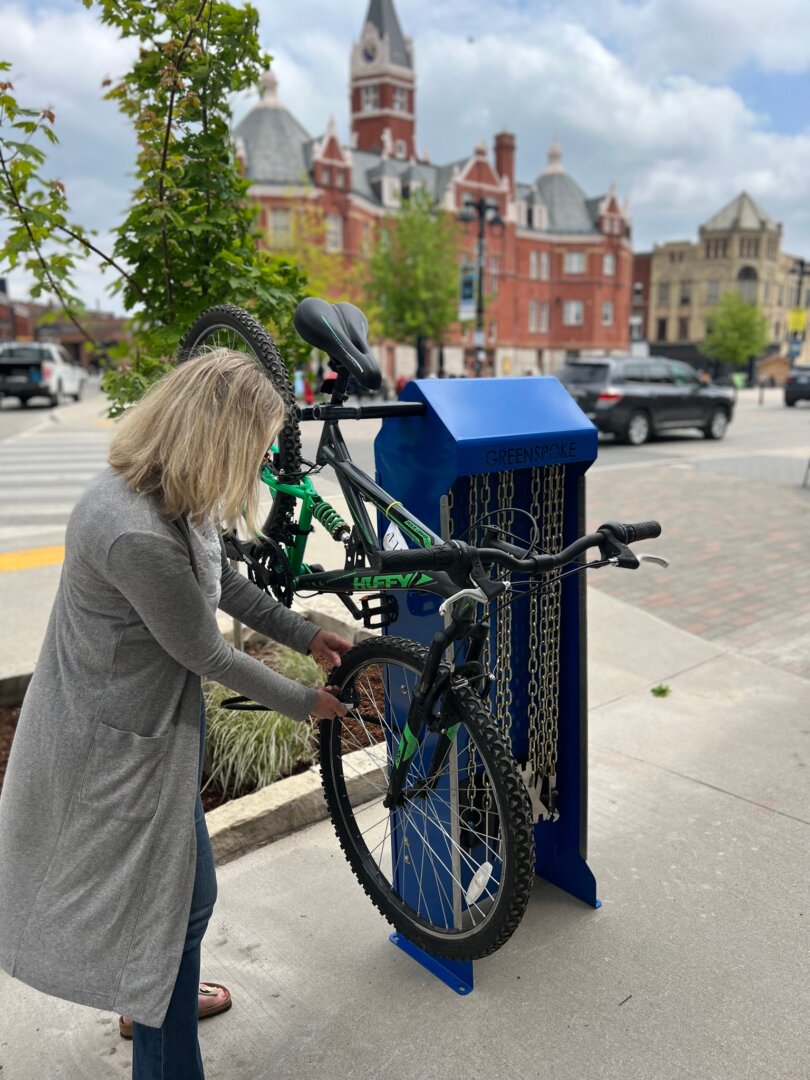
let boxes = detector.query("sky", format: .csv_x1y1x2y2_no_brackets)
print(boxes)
1,0,809,312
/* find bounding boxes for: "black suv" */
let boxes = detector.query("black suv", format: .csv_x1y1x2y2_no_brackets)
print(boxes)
556,356,735,445
784,365,810,406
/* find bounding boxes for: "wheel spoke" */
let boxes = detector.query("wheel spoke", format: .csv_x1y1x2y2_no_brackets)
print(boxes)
322,644,531,950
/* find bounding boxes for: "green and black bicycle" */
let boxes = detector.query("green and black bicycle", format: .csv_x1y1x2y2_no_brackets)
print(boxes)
179,299,662,960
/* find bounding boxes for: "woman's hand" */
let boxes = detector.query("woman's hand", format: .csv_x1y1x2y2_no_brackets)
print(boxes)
309,629,352,669
310,686,349,720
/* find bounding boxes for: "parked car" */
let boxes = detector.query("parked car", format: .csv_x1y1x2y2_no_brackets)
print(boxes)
556,356,735,445
784,365,810,406
0,341,85,407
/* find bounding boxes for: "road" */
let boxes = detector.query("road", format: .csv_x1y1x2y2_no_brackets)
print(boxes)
1,380,808,681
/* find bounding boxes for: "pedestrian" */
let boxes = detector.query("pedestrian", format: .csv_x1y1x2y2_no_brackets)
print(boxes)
0,348,351,1079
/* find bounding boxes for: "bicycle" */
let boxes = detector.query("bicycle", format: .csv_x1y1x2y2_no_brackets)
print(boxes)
178,298,663,960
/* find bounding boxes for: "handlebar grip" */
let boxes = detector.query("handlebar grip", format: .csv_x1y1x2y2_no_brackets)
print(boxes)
605,520,661,544
369,543,459,573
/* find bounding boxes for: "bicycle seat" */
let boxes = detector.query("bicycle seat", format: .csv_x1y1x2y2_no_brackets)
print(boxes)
294,297,381,391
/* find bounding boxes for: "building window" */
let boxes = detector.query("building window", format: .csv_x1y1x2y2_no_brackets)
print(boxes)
393,87,408,112
564,251,585,274
528,300,538,333
766,236,778,260
335,170,345,189
775,320,781,338
740,237,760,259
601,301,613,326
705,238,729,259
269,208,291,247
762,281,770,303
707,279,719,306
658,281,670,305
529,250,538,279
322,166,331,186
737,266,758,304
361,85,379,112
540,251,549,280
777,284,784,306
633,281,644,303
680,280,692,305
325,213,343,253
395,139,407,159
539,302,549,332
603,253,615,276
678,316,689,341
563,301,584,326
656,317,667,341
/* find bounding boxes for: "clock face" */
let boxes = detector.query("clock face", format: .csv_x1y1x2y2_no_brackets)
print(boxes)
363,40,377,62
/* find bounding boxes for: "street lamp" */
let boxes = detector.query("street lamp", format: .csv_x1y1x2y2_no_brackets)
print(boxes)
458,195,503,376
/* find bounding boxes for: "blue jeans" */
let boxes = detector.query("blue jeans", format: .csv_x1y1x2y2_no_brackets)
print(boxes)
132,694,217,1080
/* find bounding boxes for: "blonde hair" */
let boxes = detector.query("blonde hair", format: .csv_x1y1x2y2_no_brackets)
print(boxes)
108,348,287,537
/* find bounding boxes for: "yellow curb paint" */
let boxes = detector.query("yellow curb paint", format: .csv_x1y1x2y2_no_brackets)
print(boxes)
0,545,65,572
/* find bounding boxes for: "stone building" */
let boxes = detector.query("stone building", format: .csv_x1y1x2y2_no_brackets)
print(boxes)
233,0,633,379
635,193,807,366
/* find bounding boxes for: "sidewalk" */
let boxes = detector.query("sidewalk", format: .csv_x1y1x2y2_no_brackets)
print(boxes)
1,586,808,1080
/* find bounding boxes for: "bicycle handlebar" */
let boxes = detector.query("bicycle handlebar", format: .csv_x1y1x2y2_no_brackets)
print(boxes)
369,520,662,578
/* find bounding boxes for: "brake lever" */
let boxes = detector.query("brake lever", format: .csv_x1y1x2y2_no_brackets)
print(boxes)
638,552,670,568
439,586,489,616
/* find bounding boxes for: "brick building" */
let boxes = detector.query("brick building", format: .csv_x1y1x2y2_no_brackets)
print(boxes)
234,0,633,378
0,278,127,367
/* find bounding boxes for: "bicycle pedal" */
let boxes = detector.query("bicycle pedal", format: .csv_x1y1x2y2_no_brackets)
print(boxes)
358,592,399,630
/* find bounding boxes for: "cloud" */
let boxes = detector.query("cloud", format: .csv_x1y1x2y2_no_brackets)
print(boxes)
596,0,810,78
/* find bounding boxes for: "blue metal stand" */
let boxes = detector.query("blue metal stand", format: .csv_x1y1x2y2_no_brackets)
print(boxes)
375,376,600,993
390,933,474,995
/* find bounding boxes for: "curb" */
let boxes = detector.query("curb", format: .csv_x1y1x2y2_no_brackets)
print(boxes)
207,742,386,865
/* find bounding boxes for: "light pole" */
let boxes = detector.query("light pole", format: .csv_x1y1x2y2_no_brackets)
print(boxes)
459,195,503,376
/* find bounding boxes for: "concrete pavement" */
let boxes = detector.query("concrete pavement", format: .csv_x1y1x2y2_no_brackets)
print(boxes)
2,586,808,1079
2,384,810,1078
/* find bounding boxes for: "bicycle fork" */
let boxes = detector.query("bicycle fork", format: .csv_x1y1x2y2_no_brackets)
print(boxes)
383,618,489,809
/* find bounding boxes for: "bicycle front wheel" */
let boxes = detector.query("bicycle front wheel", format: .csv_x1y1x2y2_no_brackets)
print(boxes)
320,637,535,959
177,305,302,536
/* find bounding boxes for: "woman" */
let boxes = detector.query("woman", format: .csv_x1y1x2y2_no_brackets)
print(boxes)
0,349,350,1079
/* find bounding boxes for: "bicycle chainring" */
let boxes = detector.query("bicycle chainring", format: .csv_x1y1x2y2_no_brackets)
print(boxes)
248,536,295,608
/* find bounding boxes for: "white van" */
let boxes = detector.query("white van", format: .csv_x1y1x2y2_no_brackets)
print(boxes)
0,341,85,407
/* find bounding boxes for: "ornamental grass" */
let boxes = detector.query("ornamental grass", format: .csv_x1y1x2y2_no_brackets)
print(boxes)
202,644,324,799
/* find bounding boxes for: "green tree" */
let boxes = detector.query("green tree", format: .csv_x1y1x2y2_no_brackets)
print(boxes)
365,187,460,360
702,291,768,370
1,2,309,416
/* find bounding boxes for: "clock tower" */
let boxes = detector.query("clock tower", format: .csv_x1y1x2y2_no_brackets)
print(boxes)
350,0,416,160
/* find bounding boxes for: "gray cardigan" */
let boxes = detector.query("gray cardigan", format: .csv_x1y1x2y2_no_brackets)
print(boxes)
0,465,320,1027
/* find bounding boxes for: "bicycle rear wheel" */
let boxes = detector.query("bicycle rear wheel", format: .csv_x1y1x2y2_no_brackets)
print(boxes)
177,305,302,536
320,637,535,959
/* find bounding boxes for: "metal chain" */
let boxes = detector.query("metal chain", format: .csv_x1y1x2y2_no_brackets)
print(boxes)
538,465,564,806
493,471,514,742
526,467,544,787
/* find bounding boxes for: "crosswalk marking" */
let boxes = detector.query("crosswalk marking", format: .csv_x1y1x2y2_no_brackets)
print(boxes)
0,545,65,572
0,427,111,556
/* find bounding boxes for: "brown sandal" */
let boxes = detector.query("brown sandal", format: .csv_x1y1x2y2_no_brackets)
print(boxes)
118,981,232,1039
